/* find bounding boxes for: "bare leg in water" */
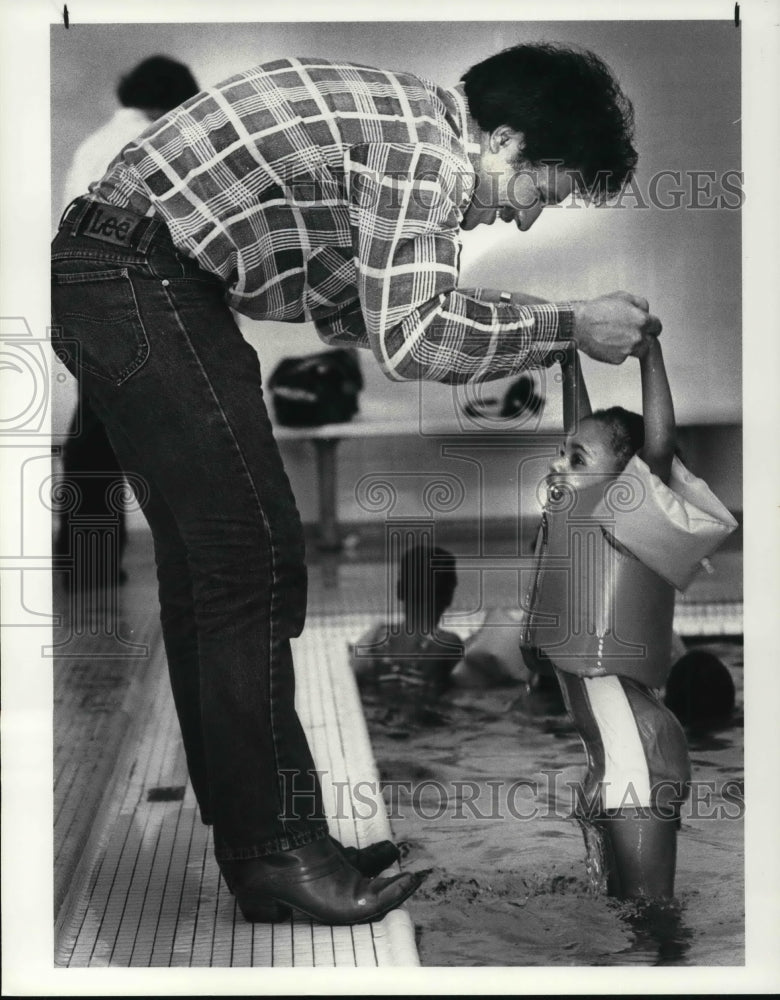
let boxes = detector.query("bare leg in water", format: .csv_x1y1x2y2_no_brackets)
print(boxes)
580,809,679,900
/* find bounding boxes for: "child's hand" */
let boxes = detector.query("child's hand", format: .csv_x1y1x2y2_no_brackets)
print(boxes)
633,333,658,362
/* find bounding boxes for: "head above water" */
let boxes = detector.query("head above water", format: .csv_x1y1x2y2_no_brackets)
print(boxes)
116,55,199,118
397,543,458,625
547,407,644,493
460,43,637,230
664,649,736,727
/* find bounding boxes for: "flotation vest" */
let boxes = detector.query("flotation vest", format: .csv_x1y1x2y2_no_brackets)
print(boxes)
523,478,674,688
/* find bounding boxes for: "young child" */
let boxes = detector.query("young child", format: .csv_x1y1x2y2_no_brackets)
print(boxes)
521,337,737,900
350,541,464,700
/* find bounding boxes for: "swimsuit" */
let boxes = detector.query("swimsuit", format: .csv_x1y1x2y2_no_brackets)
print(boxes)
523,454,737,813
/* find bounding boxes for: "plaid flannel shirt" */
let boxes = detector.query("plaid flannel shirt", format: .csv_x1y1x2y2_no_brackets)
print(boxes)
90,57,573,384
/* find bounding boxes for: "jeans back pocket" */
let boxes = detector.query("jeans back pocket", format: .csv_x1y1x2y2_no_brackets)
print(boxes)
51,268,150,386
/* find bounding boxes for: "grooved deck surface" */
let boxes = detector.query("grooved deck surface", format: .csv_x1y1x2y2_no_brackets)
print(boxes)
55,615,419,968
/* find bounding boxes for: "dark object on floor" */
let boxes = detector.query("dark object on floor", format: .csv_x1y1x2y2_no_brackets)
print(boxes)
664,649,735,726
499,373,544,417
268,348,363,427
462,373,543,420
147,785,187,802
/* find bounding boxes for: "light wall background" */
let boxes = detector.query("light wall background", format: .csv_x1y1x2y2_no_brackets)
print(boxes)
50,20,742,526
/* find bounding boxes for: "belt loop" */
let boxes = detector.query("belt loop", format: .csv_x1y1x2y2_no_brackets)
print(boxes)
59,196,91,233
135,216,161,254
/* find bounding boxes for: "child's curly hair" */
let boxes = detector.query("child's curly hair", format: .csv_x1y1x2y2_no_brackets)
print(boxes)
589,406,644,471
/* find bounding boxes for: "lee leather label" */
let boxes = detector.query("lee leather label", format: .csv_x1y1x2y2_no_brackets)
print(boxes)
82,205,143,246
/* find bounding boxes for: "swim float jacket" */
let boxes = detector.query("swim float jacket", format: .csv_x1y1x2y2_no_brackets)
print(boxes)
523,454,737,689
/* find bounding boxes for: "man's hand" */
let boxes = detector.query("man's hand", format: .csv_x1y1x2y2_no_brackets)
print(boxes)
571,291,662,364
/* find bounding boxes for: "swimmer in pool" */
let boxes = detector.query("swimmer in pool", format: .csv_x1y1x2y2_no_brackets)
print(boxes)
664,647,736,728
350,542,463,700
521,336,737,900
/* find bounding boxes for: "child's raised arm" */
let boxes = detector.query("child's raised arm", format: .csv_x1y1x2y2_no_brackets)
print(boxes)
638,336,675,484
560,347,592,430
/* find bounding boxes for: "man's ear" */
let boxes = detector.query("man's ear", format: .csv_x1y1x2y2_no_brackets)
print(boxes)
489,125,525,155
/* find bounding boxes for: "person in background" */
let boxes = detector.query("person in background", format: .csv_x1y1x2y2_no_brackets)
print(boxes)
52,43,661,925
55,57,200,587
664,647,736,728
62,56,200,207
350,542,463,701
521,340,737,900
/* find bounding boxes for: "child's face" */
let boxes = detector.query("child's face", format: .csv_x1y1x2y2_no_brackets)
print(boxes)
547,417,622,494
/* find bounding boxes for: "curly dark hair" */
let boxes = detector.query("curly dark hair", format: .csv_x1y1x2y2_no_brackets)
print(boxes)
589,407,644,471
398,542,458,620
462,43,637,201
116,56,199,113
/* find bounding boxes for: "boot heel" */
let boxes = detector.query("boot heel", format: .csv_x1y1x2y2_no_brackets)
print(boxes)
237,895,292,923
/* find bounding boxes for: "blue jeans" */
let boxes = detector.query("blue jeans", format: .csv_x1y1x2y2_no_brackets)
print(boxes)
51,199,328,860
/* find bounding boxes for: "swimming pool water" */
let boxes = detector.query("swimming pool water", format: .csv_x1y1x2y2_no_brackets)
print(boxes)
359,640,744,967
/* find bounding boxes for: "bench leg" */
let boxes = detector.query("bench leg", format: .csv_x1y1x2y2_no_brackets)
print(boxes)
312,438,342,551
